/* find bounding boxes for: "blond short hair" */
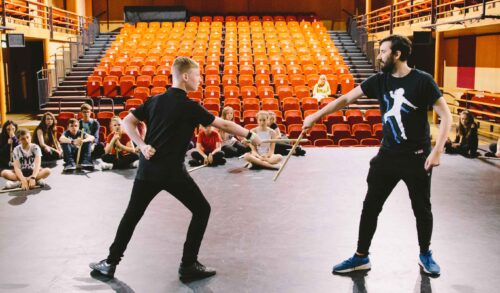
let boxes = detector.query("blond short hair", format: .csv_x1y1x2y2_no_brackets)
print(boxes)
80,103,92,111
172,57,199,76
256,111,269,120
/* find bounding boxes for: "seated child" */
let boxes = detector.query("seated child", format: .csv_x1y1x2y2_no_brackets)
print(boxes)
1,128,50,190
0,120,19,169
189,125,226,167
33,112,62,161
219,106,250,158
243,111,283,170
312,74,331,100
445,110,478,158
60,118,95,171
485,137,500,158
98,117,139,170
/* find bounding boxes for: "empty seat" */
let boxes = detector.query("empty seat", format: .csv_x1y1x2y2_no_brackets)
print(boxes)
338,138,359,146
314,138,335,147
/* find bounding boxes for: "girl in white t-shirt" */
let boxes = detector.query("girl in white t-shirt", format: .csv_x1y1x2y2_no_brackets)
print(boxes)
243,111,283,169
219,106,250,157
0,128,51,190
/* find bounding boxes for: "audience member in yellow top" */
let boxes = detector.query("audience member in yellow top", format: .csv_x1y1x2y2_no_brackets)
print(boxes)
312,75,331,100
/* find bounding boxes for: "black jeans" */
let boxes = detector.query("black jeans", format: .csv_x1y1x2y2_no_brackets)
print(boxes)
222,141,250,158
191,150,226,165
357,149,433,255
102,153,139,169
107,168,211,266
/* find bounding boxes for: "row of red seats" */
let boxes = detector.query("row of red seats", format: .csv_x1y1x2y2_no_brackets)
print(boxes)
188,15,319,23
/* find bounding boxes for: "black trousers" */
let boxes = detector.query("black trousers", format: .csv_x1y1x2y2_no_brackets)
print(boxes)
357,149,433,255
221,141,250,158
191,150,226,165
107,169,211,266
102,153,139,169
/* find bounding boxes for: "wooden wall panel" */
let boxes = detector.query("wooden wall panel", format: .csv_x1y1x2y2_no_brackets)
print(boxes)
92,0,356,22
443,38,458,67
475,34,500,68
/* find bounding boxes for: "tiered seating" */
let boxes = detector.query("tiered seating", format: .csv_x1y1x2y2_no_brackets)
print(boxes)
86,18,380,147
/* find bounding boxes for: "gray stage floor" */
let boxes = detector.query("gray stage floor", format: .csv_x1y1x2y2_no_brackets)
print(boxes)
0,148,499,293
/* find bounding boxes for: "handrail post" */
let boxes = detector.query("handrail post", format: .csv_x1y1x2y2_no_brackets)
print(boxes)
2,0,6,27
431,0,436,28
389,1,394,34
48,6,53,39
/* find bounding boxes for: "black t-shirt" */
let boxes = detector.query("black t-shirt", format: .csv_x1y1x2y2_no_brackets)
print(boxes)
132,87,215,181
360,69,441,153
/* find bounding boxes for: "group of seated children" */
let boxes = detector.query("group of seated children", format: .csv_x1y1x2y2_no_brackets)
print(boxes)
0,103,143,189
189,109,306,170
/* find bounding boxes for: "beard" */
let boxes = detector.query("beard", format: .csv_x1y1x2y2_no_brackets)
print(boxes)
380,56,395,73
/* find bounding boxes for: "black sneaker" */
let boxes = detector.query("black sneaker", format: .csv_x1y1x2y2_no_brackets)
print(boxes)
188,160,202,167
295,147,306,156
178,261,216,283
89,259,116,278
80,161,95,170
64,162,77,171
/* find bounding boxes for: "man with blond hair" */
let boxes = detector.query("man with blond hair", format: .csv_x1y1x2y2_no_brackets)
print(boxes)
90,57,262,283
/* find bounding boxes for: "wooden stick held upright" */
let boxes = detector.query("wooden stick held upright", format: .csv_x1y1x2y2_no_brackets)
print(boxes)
273,131,305,181
75,129,85,167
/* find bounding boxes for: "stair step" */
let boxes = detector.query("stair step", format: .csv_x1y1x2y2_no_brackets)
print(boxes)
53,90,86,96
65,76,89,81
48,96,87,101
56,85,86,90
72,67,94,71
41,105,123,113
60,81,86,86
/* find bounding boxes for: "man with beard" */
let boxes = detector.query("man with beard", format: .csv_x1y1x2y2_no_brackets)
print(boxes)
302,35,452,276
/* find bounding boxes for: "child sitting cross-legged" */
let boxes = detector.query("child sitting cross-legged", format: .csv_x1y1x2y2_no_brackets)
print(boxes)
1,128,50,190
97,117,139,170
243,111,283,170
189,125,226,167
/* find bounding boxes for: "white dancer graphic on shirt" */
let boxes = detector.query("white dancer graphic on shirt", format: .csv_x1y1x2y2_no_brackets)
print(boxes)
383,88,417,140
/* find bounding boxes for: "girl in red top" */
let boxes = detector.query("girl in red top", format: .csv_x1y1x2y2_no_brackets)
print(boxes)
189,125,226,167
100,117,139,169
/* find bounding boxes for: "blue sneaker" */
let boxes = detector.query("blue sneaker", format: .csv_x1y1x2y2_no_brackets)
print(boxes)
333,254,371,273
419,250,441,276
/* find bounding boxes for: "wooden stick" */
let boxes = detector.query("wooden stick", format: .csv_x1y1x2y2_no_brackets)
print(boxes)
261,139,309,144
75,129,86,167
188,164,208,173
477,156,500,160
273,131,305,182
0,186,41,193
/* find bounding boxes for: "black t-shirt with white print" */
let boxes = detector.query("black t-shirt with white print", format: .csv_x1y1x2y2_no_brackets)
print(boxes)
132,87,215,182
360,69,442,153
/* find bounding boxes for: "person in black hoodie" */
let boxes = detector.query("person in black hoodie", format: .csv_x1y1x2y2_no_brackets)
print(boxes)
445,110,478,158
0,120,19,169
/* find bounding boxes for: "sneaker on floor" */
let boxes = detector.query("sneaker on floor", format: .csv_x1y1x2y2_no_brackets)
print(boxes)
419,250,440,276
80,161,95,170
64,162,77,171
178,261,216,283
130,160,139,168
333,254,371,274
96,159,113,170
5,180,21,189
189,160,202,167
89,259,116,278
295,147,306,156
36,179,46,187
